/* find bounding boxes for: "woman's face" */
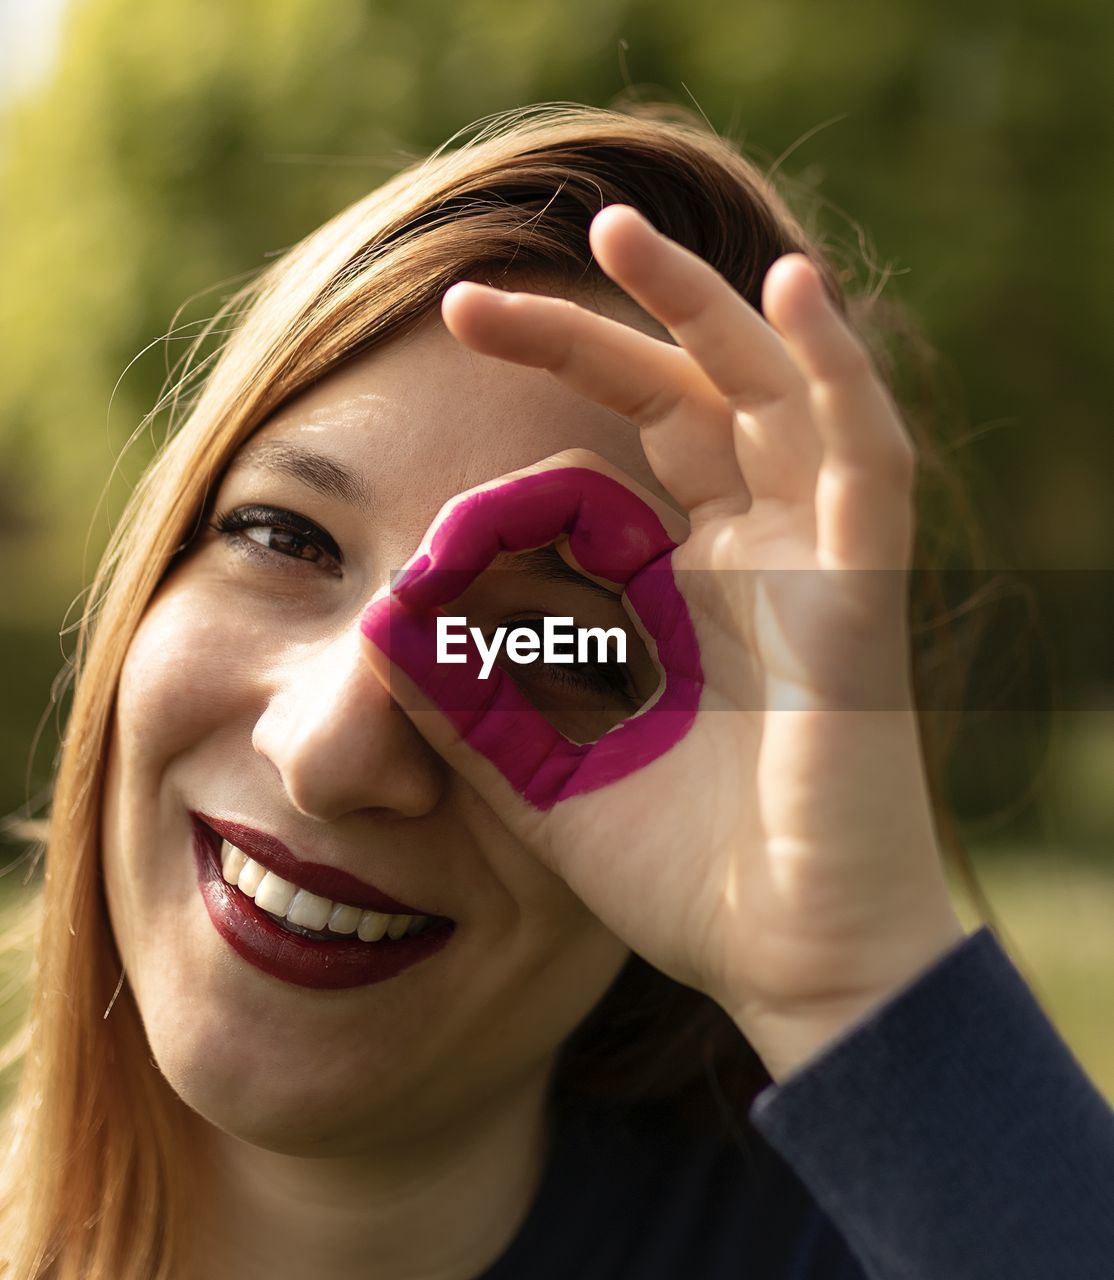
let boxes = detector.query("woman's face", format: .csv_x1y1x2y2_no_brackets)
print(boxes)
101,285,681,1156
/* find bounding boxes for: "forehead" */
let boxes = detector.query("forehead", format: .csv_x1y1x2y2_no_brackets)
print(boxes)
232,291,681,548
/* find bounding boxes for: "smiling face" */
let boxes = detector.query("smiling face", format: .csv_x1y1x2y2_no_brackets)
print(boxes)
100,285,683,1156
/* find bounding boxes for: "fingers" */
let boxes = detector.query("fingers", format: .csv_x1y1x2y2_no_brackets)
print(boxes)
587,205,823,502
361,456,704,809
762,256,916,570
444,206,915,572
391,449,688,609
360,586,702,813
442,282,751,515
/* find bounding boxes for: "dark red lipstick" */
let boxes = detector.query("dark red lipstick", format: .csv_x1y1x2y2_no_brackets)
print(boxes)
190,813,455,990
195,813,441,914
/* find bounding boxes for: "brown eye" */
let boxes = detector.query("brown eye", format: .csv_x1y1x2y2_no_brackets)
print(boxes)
495,617,639,705
249,527,317,561
210,505,343,577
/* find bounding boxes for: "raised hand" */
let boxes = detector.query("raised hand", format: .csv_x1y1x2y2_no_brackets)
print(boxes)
360,204,966,1081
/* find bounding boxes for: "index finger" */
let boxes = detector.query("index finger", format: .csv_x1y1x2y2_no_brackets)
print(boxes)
588,204,805,411
391,448,690,608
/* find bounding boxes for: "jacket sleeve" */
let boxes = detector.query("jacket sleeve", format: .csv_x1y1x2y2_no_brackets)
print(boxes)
746,925,1114,1280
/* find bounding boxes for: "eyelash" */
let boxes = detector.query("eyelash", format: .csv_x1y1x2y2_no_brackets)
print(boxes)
209,505,637,704
500,618,638,704
209,504,343,577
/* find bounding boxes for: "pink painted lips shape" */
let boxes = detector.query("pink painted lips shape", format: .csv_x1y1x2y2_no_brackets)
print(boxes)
191,813,455,990
359,465,703,810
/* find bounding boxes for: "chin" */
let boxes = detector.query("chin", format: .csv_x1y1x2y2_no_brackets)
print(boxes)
137,991,431,1155
158,1038,397,1155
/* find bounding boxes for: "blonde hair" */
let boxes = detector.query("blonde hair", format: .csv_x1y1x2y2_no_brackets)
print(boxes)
0,99,992,1278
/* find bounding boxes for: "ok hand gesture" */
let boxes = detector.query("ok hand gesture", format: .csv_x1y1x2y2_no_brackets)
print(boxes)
361,204,966,1081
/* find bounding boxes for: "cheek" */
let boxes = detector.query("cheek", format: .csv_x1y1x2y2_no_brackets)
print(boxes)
114,585,248,764
103,582,256,948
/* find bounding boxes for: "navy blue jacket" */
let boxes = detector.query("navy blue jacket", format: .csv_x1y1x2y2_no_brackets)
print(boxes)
478,926,1114,1278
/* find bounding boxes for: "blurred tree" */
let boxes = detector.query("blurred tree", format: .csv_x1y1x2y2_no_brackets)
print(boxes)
0,0,1111,839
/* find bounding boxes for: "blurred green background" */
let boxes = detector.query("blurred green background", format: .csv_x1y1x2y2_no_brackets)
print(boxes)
0,0,1111,1095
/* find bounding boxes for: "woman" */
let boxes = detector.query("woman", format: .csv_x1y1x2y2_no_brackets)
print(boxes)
1,101,1111,1279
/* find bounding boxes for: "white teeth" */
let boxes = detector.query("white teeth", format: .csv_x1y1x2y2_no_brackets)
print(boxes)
255,871,297,916
218,840,435,942
327,904,361,935
222,842,247,884
236,857,266,897
357,911,391,942
386,914,413,940
286,889,332,931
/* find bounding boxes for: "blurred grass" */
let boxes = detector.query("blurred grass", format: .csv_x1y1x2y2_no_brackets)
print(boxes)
0,866,39,1114
953,849,1114,1101
1,848,1111,1115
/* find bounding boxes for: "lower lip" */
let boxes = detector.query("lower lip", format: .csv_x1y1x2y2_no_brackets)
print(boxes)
191,819,456,990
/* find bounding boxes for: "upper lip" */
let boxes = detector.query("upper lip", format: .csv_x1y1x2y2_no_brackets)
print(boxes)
192,811,445,918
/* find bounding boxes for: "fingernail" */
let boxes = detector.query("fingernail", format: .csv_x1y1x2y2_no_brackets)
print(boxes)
796,257,825,295
597,203,650,231
391,555,432,597
444,280,493,305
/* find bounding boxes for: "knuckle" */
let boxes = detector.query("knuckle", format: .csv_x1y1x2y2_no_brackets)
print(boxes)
547,334,579,379
658,260,723,328
661,287,706,331
730,382,798,417
624,382,678,425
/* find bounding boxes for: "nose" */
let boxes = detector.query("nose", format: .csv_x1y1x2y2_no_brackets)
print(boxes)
252,618,445,822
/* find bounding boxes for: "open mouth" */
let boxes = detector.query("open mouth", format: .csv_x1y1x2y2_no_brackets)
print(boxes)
191,817,456,990
217,836,445,945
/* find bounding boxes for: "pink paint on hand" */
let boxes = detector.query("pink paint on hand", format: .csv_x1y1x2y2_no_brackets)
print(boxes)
360,468,702,810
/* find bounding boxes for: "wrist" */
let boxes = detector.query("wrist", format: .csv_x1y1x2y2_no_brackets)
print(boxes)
731,916,969,1084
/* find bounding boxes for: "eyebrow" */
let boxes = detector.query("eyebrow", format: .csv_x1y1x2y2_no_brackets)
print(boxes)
504,545,623,603
227,440,622,602
229,439,376,517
